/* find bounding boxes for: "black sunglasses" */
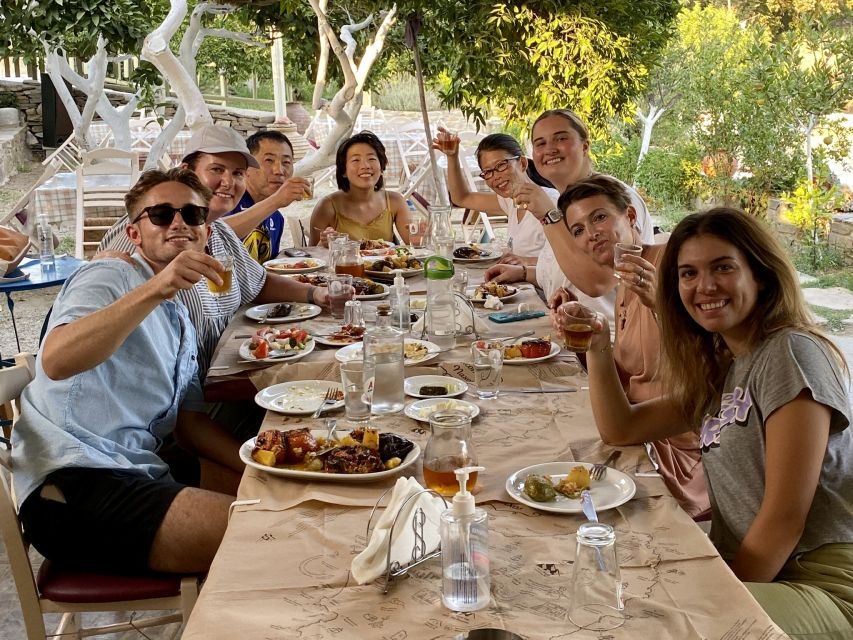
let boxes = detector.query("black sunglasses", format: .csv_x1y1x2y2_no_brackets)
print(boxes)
132,203,209,226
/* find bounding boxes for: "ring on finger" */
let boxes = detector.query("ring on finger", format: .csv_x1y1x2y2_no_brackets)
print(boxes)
637,273,644,286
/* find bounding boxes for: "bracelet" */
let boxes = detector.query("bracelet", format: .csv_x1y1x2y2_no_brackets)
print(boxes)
521,264,528,282
307,286,316,305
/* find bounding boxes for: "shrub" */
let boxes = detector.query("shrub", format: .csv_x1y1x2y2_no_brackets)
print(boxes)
590,136,640,185
781,179,843,273
635,144,703,207
0,91,18,109
372,74,442,112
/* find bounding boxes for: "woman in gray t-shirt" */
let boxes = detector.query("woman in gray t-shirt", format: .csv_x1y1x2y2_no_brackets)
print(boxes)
580,207,852,637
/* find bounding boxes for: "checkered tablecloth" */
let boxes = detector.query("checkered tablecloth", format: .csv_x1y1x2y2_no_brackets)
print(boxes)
33,172,131,229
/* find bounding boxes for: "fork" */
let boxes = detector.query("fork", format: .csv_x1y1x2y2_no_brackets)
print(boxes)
312,387,338,419
591,450,622,481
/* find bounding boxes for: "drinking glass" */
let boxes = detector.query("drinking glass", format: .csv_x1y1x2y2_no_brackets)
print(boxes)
434,235,455,259
302,176,315,200
470,341,503,400
569,522,625,631
613,243,642,281
207,254,234,296
451,270,468,294
328,274,355,319
437,128,459,155
343,299,365,327
326,232,349,267
407,211,429,248
560,306,601,353
340,360,375,423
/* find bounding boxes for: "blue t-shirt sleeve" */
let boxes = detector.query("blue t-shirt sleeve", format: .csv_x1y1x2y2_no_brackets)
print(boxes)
49,261,132,331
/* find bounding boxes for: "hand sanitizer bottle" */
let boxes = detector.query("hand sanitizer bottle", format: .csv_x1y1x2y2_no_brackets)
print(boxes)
440,465,490,612
390,271,411,331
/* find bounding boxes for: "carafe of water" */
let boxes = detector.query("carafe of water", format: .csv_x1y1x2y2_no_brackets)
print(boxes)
363,304,404,414
424,255,456,350
428,205,454,255
423,410,479,497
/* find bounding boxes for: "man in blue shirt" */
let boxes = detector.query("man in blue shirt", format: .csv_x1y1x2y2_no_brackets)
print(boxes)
225,130,310,263
12,168,244,574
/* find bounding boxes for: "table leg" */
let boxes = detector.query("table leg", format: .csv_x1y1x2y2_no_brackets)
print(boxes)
5,293,20,353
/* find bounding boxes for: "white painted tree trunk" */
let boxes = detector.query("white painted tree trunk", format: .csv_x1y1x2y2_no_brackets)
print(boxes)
297,2,397,176
635,103,665,174
311,0,330,111
804,114,817,184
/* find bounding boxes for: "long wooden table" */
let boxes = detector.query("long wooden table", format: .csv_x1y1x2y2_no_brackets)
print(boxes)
187,253,787,639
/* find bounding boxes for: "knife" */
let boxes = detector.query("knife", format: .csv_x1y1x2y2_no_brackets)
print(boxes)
504,387,577,394
580,489,607,571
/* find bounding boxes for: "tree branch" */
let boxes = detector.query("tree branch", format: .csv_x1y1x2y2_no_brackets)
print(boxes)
312,0,330,110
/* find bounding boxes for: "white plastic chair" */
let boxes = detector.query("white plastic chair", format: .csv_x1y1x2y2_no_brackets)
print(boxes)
0,353,199,640
74,149,140,259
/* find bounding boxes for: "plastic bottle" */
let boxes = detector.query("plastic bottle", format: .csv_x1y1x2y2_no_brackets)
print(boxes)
37,214,55,269
389,271,411,331
440,465,490,612
363,304,405,414
423,256,456,350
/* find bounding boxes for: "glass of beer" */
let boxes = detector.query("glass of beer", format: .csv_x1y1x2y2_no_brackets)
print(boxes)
560,305,601,353
207,255,234,296
302,176,315,200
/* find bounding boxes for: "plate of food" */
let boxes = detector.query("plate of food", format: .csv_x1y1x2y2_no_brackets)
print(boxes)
359,239,397,256
238,326,315,362
505,461,636,514
404,375,468,398
335,338,441,366
352,278,390,300
254,380,345,415
404,398,480,422
497,338,561,365
264,257,326,274
244,302,323,323
241,426,421,481
466,282,519,303
364,253,424,279
452,244,499,264
313,323,366,346
285,273,328,286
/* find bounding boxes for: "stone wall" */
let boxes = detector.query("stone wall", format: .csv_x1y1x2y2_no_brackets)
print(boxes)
0,124,31,186
768,197,853,264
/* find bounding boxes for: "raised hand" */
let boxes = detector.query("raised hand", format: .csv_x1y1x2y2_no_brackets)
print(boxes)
615,253,658,310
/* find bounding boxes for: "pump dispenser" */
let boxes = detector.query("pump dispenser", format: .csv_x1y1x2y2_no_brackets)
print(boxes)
439,465,490,611
390,271,411,331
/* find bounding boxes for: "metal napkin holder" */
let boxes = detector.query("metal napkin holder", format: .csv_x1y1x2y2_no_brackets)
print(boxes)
418,292,480,341
365,486,448,593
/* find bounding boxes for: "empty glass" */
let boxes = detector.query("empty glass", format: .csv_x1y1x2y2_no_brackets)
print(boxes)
451,270,469,294
569,522,625,631
471,341,503,399
340,360,375,423
327,233,350,268
613,243,642,282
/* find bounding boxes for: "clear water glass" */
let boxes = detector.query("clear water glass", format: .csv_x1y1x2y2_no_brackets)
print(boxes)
340,360,375,423
329,274,354,319
471,341,503,399
569,522,625,631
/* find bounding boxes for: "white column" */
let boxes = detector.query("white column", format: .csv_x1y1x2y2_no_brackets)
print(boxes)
270,28,289,123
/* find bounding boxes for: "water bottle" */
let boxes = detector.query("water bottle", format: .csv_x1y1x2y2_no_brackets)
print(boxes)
389,272,411,331
363,304,405,414
424,256,456,350
37,214,55,269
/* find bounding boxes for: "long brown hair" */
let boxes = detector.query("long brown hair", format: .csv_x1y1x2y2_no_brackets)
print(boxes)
657,207,848,426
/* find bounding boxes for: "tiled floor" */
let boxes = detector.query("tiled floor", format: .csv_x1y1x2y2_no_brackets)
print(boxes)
0,539,184,640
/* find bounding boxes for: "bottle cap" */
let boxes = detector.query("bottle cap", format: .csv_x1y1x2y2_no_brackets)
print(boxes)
423,255,454,280
452,465,485,517
376,303,391,315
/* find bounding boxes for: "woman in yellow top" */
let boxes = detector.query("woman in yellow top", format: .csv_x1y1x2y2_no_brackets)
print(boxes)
309,131,411,246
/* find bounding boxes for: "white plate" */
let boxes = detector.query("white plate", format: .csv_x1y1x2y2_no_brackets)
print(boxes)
404,375,469,398
335,338,441,366
240,431,421,482
238,335,315,363
505,461,637,513
263,257,326,274
359,240,397,256
466,285,519,304
244,303,323,323
502,340,561,365
364,267,422,280
313,327,365,347
453,251,499,264
0,273,29,284
404,398,480,422
356,283,390,300
254,380,344,415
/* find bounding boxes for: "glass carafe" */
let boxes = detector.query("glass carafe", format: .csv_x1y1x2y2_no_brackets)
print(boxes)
428,205,454,255
334,240,364,278
423,410,479,496
363,303,405,414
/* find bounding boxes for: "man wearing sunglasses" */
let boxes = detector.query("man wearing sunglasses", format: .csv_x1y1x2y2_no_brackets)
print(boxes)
12,168,244,574
98,125,329,380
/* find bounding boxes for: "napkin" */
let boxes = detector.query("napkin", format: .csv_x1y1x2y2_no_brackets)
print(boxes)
351,476,445,585
411,297,492,337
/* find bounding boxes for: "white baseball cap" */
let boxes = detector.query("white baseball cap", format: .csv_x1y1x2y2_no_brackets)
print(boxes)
182,125,260,169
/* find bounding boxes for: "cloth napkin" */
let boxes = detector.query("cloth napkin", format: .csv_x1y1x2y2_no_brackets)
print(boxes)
351,476,446,585
411,297,492,337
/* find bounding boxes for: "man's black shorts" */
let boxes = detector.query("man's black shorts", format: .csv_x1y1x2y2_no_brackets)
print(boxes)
19,467,186,573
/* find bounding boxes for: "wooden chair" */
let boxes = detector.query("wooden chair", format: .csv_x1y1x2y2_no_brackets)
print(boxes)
74,149,140,259
0,354,199,640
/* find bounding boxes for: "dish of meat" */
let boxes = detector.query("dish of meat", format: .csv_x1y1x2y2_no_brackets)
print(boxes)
313,324,367,346
239,427,421,481
263,258,326,274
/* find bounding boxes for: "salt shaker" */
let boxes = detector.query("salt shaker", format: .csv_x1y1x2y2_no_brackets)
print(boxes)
569,522,625,631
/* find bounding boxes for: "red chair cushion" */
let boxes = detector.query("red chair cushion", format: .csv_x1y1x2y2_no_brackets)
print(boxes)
37,560,183,603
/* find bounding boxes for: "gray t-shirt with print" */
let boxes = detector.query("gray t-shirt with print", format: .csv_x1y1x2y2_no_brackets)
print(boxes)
699,330,852,560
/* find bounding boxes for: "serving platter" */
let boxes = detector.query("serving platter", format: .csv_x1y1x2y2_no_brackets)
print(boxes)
263,257,326,274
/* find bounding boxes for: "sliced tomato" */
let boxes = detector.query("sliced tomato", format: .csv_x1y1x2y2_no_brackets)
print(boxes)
253,341,269,359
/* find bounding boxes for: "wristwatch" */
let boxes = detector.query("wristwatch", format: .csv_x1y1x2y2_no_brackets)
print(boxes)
540,208,564,226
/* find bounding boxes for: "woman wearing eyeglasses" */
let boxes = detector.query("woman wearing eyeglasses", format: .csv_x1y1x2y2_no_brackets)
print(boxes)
433,132,552,265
